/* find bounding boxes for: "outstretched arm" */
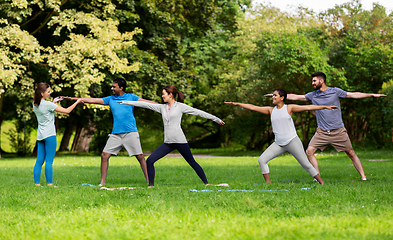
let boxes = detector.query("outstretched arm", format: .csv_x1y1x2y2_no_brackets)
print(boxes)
286,94,307,101
138,98,158,104
54,99,84,114
289,104,338,113
264,93,307,101
118,101,162,113
225,102,272,115
180,104,225,125
346,92,387,99
63,97,104,105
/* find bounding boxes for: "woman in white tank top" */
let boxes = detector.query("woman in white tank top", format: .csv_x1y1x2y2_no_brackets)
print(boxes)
226,89,337,184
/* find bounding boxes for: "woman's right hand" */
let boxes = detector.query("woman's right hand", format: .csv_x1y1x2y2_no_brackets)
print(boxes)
224,102,236,106
325,106,338,110
53,97,64,103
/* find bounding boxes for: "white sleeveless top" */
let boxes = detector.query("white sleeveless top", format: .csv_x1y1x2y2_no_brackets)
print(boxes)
271,105,297,146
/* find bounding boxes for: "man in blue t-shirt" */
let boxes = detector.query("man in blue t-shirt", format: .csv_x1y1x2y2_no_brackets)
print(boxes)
67,78,154,185
283,72,386,180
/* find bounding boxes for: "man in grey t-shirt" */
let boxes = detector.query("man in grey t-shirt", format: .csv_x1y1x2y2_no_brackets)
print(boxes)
284,72,386,180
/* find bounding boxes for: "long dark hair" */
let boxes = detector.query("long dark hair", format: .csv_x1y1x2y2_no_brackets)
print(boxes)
34,82,50,106
163,85,184,103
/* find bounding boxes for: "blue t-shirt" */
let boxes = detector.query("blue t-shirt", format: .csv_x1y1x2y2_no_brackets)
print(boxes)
102,93,140,134
305,87,347,131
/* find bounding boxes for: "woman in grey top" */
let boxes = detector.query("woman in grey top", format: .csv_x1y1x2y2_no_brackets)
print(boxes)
119,85,225,187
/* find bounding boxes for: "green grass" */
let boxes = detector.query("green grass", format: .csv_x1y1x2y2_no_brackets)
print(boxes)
0,150,392,239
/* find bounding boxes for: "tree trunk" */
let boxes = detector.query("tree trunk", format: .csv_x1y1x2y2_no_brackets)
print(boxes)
59,120,76,151
246,132,257,150
224,129,231,147
0,90,3,158
356,120,368,142
71,125,81,152
71,121,96,153
300,114,307,143
0,118,2,159
31,143,37,157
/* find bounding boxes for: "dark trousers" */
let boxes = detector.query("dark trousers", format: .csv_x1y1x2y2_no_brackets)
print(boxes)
147,143,208,186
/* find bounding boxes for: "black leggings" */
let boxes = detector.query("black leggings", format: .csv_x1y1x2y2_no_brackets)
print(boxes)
146,143,208,186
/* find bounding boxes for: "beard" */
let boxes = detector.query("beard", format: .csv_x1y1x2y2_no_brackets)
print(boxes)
313,83,322,90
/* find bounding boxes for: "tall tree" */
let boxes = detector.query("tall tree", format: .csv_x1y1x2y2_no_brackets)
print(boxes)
194,4,335,149
0,0,142,154
320,0,393,144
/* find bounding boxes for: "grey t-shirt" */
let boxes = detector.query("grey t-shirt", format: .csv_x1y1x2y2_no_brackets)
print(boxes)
33,100,58,140
305,87,347,131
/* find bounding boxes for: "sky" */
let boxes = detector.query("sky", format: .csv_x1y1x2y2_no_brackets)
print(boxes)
252,0,393,13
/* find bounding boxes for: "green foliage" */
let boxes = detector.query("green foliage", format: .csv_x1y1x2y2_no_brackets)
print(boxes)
193,6,340,149
318,0,393,144
0,0,143,130
115,0,248,69
196,2,393,149
46,11,142,96
254,31,345,93
5,123,33,156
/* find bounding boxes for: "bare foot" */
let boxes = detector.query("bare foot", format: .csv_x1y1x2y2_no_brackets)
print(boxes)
215,183,229,187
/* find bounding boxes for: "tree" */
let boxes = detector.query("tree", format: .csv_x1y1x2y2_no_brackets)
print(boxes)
0,0,142,154
193,4,338,149
111,0,251,148
319,0,393,145
1,0,250,154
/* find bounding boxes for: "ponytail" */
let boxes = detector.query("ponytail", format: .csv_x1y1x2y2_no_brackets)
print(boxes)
34,82,50,106
163,85,184,103
177,91,184,103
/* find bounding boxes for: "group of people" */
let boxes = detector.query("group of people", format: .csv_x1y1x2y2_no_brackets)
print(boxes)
32,72,386,187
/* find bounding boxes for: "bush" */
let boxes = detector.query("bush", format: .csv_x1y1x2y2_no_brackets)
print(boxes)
6,124,33,156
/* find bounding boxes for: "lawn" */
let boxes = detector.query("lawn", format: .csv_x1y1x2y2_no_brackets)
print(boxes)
0,150,392,239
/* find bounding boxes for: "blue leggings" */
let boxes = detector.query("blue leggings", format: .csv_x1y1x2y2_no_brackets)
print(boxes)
34,135,57,184
146,143,208,186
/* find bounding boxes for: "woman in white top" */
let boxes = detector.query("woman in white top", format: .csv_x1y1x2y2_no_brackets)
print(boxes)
226,89,338,184
119,85,225,187
33,83,83,186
